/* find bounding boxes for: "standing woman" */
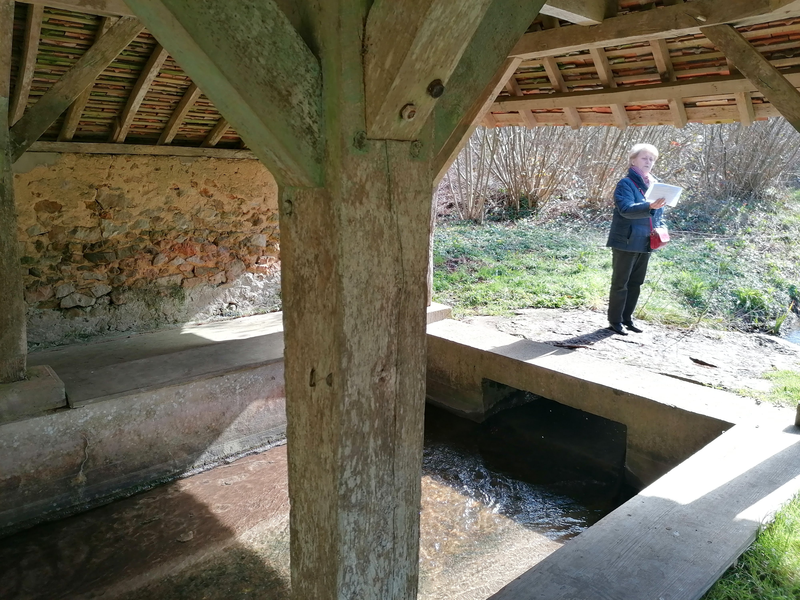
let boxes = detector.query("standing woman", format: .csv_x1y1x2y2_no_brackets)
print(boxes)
606,143,667,335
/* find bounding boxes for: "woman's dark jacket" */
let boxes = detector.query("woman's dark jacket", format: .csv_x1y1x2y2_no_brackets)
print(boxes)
606,168,665,253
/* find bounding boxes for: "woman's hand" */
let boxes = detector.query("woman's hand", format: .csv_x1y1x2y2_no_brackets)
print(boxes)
650,197,667,209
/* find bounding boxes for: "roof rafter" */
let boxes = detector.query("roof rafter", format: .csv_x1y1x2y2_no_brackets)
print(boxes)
125,0,323,188
201,117,229,148
58,16,114,142
110,43,169,143
650,38,688,127
702,23,800,131
542,56,582,129
158,82,201,145
505,75,538,128
364,0,495,140
589,47,628,129
9,16,144,161
734,90,755,125
9,3,43,126
510,0,800,60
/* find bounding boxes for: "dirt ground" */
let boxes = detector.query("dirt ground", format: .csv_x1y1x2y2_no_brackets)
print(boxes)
462,308,800,403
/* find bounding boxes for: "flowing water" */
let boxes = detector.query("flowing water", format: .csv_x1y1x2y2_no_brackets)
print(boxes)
418,401,634,599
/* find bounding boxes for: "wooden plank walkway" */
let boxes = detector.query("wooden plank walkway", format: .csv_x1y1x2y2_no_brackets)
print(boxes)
491,422,800,600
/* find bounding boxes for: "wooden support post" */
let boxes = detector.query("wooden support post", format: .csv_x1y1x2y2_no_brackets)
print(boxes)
702,23,800,131
9,16,144,161
123,2,543,597
280,136,431,599
8,3,43,125
59,17,114,142
0,0,27,383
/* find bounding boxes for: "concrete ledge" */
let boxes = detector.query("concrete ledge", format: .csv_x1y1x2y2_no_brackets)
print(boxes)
491,424,800,600
0,365,66,424
0,317,288,537
427,302,452,324
426,319,780,487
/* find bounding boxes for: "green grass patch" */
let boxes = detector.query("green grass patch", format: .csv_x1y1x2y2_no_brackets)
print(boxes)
433,222,610,317
432,218,800,332
702,493,800,600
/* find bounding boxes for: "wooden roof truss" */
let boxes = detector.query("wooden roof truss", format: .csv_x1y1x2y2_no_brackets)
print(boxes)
4,0,800,164
488,0,800,130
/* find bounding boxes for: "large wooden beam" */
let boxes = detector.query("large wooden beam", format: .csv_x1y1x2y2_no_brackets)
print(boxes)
9,16,144,161
59,16,114,142
109,43,168,143
29,140,256,159
8,3,43,126
17,0,133,17
510,0,800,60
702,24,800,131
157,82,200,145
432,0,548,182
541,0,605,26
493,70,800,111
364,0,494,140
124,0,322,188
0,0,27,383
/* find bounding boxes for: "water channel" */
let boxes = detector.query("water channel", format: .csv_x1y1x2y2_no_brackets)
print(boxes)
418,399,635,599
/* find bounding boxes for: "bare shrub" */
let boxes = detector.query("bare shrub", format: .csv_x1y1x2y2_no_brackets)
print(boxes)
438,118,800,232
488,126,583,215
442,128,498,223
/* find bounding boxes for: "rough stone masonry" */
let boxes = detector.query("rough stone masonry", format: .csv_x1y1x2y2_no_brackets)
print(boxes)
14,153,282,348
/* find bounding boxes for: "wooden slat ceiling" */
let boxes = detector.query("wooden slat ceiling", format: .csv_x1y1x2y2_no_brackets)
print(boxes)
490,0,800,128
8,3,243,149
7,0,800,158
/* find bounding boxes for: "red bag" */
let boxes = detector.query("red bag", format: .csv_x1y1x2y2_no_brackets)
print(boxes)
650,217,670,250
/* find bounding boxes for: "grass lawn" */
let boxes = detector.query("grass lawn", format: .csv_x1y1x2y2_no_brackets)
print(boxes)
702,493,800,599
432,219,800,333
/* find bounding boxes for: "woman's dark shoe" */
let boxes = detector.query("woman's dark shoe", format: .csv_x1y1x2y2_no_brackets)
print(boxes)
623,320,643,333
608,322,628,335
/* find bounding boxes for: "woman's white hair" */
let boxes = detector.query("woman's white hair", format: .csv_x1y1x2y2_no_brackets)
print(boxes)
628,143,659,163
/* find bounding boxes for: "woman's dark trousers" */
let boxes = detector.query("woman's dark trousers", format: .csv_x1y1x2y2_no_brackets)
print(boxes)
608,248,650,324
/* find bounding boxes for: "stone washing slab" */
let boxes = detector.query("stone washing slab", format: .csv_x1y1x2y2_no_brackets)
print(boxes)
0,365,66,425
490,423,800,600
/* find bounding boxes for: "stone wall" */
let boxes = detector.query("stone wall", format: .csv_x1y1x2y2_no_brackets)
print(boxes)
14,153,282,349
